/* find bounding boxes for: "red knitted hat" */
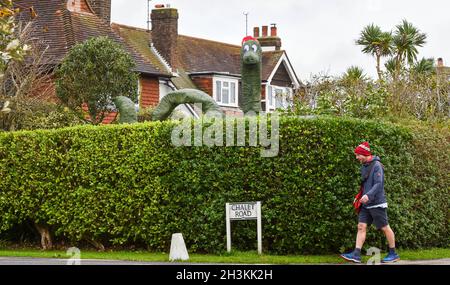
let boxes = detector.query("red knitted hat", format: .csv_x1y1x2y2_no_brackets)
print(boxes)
354,142,372,156
242,36,257,45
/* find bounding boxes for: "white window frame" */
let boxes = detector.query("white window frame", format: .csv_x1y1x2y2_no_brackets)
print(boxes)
213,76,239,107
266,84,293,111
135,78,141,112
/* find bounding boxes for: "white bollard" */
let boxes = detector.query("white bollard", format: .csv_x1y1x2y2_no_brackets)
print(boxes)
169,233,189,261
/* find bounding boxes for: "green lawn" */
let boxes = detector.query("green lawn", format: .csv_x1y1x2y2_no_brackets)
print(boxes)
0,248,449,264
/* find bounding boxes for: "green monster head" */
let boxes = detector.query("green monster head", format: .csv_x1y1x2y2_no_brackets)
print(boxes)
241,36,262,65
240,36,262,114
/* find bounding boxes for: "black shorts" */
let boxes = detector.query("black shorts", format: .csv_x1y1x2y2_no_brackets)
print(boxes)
358,207,389,230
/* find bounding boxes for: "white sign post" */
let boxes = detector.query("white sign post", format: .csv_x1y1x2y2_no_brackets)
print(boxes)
226,201,262,254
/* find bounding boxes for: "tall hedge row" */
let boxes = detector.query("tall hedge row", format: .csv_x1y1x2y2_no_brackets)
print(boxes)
0,116,448,254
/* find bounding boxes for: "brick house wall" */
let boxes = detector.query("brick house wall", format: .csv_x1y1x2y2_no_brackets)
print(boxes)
140,75,160,108
191,76,213,97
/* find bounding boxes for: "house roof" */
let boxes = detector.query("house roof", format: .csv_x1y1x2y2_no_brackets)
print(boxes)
111,23,293,82
14,0,169,76
262,51,285,81
111,23,172,76
176,35,241,76
437,66,450,74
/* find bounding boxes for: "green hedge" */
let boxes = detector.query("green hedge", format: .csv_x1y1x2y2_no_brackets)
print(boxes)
0,116,448,254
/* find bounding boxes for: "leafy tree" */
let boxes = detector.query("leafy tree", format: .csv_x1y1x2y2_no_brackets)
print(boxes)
356,24,393,81
55,36,138,125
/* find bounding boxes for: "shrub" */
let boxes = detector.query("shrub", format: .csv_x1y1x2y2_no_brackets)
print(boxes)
55,36,139,125
0,116,448,253
3,100,84,131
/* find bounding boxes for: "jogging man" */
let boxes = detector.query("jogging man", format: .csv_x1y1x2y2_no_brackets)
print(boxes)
341,142,400,263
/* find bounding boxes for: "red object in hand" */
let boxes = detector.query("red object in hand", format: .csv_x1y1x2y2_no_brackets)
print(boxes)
353,187,363,214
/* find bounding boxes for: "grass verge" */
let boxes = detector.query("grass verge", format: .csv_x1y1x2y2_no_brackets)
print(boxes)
0,248,449,264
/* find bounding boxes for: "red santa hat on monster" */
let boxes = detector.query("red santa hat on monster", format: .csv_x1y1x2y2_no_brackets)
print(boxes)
354,142,372,156
242,36,257,45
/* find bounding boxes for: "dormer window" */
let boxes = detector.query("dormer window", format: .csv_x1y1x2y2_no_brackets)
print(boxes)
213,77,239,107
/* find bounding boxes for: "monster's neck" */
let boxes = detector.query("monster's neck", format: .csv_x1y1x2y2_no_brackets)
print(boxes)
241,64,262,113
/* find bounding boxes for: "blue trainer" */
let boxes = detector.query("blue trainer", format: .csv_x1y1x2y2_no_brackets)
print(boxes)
340,252,362,263
382,252,400,263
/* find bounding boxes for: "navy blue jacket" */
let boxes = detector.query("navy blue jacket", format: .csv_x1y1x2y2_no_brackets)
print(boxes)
361,156,387,208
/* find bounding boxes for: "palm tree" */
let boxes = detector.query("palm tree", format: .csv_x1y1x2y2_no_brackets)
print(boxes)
342,66,366,83
356,24,393,81
384,58,397,78
411,57,435,75
392,20,427,79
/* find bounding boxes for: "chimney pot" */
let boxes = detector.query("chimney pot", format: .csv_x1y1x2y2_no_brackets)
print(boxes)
262,26,268,37
253,27,260,38
270,24,277,37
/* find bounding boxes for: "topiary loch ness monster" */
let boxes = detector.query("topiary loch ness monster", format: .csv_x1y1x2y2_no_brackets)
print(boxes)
151,89,223,121
240,36,262,114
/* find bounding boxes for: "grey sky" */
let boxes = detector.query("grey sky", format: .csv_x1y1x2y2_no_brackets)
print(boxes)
111,0,450,81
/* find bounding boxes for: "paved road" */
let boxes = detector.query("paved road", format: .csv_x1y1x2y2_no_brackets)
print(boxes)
0,257,449,265
393,259,450,265
0,257,169,265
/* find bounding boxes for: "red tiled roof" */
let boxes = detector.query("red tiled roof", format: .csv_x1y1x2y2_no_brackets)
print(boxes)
14,0,168,76
14,0,69,65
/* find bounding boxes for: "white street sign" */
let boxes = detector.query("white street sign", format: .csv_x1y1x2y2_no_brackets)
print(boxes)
226,201,262,254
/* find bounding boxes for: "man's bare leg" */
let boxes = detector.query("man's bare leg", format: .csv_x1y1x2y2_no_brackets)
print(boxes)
356,223,368,249
381,225,395,248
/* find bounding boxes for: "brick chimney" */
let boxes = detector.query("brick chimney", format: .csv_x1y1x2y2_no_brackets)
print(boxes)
151,5,178,69
255,24,282,51
87,0,111,24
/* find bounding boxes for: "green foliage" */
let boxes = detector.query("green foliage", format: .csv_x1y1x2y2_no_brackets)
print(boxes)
291,75,388,119
393,20,427,66
356,24,393,80
342,66,367,83
8,101,85,131
356,24,393,58
356,20,427,81
137,106,155,122
411,57,435,75
0,116,448,254
55,36,138,125
293,69,448,122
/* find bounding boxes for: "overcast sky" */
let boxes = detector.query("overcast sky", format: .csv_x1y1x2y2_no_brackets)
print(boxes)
111,0,449,81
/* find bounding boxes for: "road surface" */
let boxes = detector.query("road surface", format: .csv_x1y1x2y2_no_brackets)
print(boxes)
0,257,449,265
